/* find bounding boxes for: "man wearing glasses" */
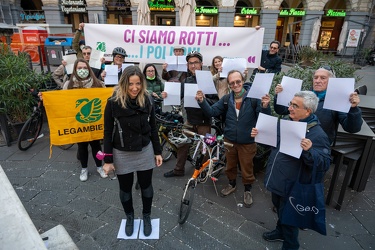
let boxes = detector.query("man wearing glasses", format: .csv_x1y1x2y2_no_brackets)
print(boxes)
251,41,282,81
196,69,271,207
274,66,362,144
162,51,218,177
252,91,331,250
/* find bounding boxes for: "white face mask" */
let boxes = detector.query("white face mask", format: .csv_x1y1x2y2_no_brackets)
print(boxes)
77,69,89,78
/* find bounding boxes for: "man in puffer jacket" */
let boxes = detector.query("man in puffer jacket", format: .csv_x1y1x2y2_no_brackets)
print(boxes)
252,91,331,250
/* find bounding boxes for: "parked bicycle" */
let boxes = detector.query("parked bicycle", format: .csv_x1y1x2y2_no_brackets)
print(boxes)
17,94,74,151
178,130,233,224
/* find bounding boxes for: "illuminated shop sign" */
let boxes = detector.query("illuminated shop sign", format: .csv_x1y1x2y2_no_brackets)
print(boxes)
279,8,305,16
326,9,346,17
20,12,45,22
240,8,258,15
149,0,174,11
195,6,218,14
61,0,87,14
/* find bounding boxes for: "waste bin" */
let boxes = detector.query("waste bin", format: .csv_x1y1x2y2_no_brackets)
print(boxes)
45,37,73,66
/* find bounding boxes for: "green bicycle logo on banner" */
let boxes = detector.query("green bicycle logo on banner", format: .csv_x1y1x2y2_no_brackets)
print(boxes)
75,98,102,123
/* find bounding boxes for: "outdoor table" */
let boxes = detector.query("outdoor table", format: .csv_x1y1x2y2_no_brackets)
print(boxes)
358,95,375,132
326,120,375,209
338,119,375,191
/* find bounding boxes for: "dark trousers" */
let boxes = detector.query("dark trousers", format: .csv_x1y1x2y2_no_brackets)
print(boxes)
118,169,154,215
272,192,300,250
174,124,211,175
77,140,102,168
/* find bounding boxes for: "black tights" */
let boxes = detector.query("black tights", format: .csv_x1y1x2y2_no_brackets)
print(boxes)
77,140,102,168
118,169,154,215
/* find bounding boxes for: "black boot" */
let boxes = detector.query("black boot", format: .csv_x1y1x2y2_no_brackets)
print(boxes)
143,213,152,236
125,212,134,236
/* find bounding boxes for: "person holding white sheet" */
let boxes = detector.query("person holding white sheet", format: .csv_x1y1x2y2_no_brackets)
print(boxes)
100,47,128,82
251,91,331,250
161,46,188,83
250,41,282,82
52,49,77,88
196,69,271,207
273,66,362,144
162,51,218,177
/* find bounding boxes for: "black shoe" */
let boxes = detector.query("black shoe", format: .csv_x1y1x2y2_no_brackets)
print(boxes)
164,170,184,178
143,213,152,237
125,212,134,236
262,229,284,242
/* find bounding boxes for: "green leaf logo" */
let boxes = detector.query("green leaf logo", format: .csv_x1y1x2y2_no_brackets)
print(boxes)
75,98,102,123
96,42,106,52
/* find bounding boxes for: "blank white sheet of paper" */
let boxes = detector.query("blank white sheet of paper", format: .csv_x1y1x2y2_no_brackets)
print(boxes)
254,113,278,147
62,54,77,75
164,82,181,106
276,76,303,107
195,70,217,94
280,119,306,159
184,84,200,108
323,78,354,113
247,73,275,99
221,58,247,78
89,50,104,69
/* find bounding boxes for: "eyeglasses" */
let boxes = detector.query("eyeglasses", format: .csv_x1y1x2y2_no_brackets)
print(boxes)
115,55,125,59
270,46,279,50
188,61,201,66
146,70,155,73
82,52,91,55
288,102,305,110
320,65,335,76
228,80,243,87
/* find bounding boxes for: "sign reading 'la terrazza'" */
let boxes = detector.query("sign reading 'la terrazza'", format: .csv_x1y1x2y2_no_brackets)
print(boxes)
61,0,86,14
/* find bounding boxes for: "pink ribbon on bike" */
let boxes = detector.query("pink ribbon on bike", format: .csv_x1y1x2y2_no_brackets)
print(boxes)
96,151,113,160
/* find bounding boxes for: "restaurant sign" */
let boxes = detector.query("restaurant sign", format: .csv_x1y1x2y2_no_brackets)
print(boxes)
195,6,218,14
240,8,258,15
149,0,174,11
326,9,346,17
280,8,305,16
61,0,87,14
20,11,45,22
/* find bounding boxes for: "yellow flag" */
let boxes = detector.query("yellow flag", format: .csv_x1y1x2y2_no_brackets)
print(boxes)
43,88,114,145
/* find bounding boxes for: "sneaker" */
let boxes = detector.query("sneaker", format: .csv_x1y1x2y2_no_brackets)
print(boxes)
220,184,236,197
143,213,152,237
262,229,284,242
243,191,253,207
164,170,184,178
97,167,108,178
80,169,88,182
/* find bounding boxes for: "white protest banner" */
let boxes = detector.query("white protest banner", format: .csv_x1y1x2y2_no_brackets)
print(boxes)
84,24,264,67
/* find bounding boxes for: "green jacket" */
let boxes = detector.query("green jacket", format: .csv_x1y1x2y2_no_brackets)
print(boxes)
146,78,164,97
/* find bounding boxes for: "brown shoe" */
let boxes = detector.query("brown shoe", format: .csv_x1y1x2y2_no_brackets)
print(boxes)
220,184,236,197
243,191,253,207
164,170,184,178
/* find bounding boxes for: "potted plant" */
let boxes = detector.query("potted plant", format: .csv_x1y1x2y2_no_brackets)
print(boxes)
0,43,49,141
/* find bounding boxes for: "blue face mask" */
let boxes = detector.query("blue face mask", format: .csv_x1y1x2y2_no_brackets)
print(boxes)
77,69,89,79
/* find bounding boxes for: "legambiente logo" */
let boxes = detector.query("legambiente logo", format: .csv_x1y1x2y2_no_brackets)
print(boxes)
96,42,106,53
75,98,102,123
289,196,319,216
57,98,103,136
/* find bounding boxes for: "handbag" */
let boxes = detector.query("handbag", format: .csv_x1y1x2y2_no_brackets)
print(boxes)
280,166,327,235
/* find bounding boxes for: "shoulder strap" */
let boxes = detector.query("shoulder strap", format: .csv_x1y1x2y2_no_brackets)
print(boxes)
223,93,230,113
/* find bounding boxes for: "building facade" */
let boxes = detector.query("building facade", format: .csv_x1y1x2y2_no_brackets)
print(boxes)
1,0,375,55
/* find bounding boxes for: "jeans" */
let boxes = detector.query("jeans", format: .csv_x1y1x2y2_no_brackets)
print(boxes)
272,192,300,250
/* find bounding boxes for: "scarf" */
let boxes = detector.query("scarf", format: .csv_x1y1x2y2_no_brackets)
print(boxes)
71,76,94,88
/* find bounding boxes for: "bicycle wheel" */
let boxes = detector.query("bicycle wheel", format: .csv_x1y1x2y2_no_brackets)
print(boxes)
178,179,196,224
58,144,75,150
161,138,173,162
17,114,43,151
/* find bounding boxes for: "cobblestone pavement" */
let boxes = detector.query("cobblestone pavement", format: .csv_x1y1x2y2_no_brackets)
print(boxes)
0,63,374,249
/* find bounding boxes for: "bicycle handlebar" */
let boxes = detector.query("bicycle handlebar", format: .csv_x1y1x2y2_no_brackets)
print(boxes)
182,129,233,147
